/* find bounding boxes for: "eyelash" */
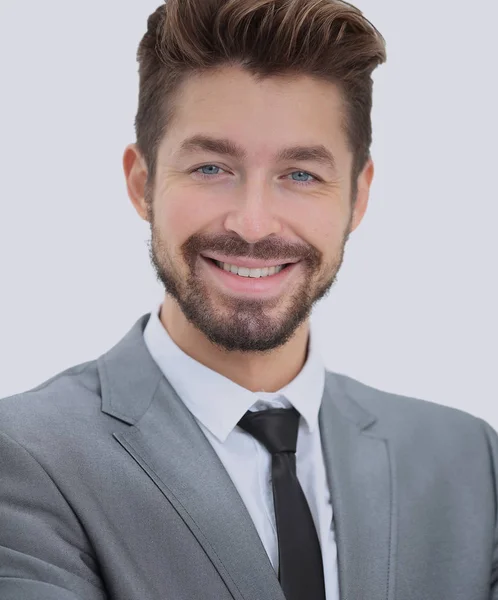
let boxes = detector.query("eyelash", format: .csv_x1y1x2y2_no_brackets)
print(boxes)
191,165,319,187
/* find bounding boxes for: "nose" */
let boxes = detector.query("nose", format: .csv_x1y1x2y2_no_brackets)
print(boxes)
223,183,282,243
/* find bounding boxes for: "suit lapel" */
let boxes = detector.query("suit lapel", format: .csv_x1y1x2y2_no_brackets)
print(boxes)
98,317,285,600
319,374,397,600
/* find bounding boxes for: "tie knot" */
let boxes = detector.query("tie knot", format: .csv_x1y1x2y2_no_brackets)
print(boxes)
237,407,300,455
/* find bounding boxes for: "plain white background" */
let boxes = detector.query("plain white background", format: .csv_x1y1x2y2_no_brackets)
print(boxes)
0,0,496,429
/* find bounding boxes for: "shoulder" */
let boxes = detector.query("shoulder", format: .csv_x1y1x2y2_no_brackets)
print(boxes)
325,371,498,496
0,360,104,445
325,370,497,448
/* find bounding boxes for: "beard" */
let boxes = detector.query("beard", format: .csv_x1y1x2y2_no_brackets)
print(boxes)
147,205,352,353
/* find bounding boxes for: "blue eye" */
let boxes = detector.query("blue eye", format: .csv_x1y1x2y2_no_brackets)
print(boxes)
193,165,318,186
289,171,317,185
197,165,223,176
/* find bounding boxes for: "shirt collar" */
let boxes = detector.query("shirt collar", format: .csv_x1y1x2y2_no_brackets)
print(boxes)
143,304,325,443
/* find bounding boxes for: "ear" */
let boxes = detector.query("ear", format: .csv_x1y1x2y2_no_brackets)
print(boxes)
350,157,375,233
123,144,150,222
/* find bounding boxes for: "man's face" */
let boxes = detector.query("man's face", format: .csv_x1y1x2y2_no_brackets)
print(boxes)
144,67,370,352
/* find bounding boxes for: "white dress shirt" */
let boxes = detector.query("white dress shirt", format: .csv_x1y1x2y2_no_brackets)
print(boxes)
143,304,340,599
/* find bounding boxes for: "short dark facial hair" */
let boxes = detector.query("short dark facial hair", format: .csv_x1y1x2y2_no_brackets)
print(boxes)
146,195,352,353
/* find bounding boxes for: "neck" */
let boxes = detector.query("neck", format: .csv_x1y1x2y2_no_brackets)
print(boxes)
159,296,310,393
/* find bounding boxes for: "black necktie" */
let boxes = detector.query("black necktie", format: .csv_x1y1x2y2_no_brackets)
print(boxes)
238,407,326,600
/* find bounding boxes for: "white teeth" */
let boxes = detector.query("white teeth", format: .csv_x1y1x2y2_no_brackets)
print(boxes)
214,261,285,278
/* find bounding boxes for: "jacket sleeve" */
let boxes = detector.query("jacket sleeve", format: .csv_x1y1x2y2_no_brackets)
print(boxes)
0,430,107,600
485,421,498,599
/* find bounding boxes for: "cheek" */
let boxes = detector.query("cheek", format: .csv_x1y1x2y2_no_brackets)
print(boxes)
287,198,348,255
154,190,215,244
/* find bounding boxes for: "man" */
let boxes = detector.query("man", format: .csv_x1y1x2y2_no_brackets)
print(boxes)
0,0,497,598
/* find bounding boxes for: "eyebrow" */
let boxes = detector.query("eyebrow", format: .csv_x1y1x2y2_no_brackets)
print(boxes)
176,135,337,172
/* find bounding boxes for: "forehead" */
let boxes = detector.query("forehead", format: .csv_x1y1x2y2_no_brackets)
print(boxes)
159,66,350,162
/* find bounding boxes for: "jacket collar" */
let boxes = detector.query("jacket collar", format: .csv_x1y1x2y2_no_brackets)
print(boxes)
97,313,377,432
98,314,162,425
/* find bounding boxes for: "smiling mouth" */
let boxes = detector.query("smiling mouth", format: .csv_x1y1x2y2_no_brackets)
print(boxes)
205,258,293,279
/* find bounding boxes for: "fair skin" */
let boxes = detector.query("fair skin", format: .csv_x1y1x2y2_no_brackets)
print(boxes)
124,66,374,392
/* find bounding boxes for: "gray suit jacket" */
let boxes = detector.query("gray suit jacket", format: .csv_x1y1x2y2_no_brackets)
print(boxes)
0,314,497,600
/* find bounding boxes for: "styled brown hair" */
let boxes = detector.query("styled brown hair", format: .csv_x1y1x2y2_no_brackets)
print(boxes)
135,0,386,202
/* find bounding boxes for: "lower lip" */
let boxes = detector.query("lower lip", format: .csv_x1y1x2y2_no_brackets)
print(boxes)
200,257,301,297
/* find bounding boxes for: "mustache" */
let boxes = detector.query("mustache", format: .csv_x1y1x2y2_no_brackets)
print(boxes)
182,233,322,265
